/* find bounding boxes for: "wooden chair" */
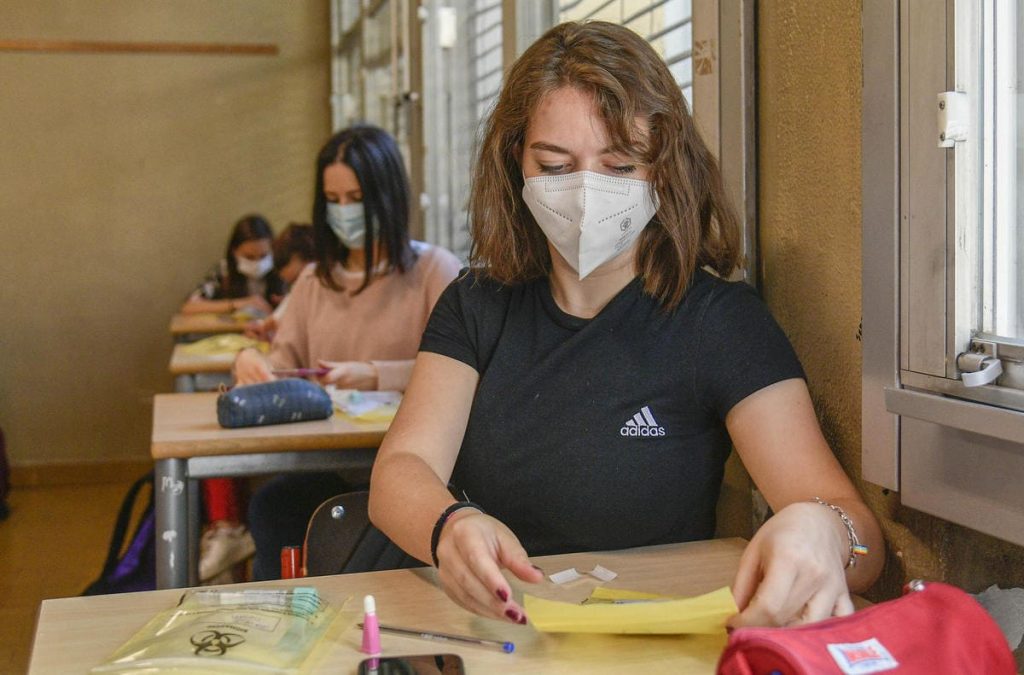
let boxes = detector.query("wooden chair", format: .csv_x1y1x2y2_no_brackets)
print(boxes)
302,491,371,577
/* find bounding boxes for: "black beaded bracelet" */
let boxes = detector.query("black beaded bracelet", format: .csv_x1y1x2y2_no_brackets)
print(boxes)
430,501,484,568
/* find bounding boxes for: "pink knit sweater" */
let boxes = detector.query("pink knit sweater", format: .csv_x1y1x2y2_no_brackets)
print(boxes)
268,242,461,391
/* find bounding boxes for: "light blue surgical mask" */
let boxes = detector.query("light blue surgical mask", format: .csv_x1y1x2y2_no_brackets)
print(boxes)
234,253,273,280
326,202,366,249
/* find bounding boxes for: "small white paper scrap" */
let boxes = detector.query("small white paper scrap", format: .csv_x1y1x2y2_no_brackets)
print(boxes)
548,565,620,585
549,568,583,584
588,565,618,582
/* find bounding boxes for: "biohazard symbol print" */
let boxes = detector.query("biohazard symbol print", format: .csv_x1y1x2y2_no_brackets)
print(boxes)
190,629,246,656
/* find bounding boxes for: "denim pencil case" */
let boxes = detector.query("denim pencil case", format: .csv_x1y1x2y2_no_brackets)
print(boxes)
217,378,333,428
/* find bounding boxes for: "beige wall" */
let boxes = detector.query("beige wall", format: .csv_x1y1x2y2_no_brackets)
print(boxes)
758,0,1024,609
0,2,330,470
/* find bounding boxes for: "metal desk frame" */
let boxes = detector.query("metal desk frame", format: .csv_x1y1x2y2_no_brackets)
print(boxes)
154,447,375,588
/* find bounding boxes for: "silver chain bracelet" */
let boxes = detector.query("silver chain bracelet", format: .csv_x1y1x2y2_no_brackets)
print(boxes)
812,497,869,569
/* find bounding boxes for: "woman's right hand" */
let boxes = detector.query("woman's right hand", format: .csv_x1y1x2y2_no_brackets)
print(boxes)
434,510,544,624
243,317,278,341
237,294,273,316
233,348,275,385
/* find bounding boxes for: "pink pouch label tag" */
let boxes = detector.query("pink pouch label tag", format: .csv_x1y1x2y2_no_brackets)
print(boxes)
826,638,900,674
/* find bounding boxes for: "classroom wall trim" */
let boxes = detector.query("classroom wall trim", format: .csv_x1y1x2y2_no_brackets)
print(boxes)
0,38,279,56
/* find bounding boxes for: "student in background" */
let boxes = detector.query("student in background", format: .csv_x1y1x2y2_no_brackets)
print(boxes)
275,223,316,288
179,214,284,583
234,125,462,579
180,214,283,316
369,21,883,627
246,223,316,341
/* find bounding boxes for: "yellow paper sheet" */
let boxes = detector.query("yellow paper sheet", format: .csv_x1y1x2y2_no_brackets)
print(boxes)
178,334,269,356
524,586,737,634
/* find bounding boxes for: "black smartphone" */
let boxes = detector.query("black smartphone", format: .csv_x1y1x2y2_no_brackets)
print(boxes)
357,653,466,675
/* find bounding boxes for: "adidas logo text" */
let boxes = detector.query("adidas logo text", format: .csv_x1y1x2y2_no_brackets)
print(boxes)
620,405,666,437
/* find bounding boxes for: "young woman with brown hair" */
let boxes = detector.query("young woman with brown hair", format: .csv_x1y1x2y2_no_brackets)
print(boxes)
369,21,882,627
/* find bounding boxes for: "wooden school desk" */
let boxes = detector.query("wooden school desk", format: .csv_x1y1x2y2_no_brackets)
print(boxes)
168,343,236,392
29,539,746,674
151,392,388,589
168,343,237,375
169,312,249,337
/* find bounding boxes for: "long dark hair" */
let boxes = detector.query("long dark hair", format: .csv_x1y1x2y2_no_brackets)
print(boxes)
312,125,416,293
223,214,285,300
469,21,740,309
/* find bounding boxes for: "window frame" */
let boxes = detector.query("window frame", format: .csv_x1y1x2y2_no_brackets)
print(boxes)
862,0,1024,545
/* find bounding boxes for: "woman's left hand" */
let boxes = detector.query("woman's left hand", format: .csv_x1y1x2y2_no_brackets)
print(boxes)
244,317,277,341
317,359,378,389
728,501,855,628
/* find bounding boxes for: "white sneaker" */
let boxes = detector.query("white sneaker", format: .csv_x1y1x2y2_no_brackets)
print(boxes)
199,522,256,582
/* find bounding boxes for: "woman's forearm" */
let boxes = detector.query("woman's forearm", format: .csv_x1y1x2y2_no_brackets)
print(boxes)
368,451,459,564
831,497,884,593
369,352,481,563
181,297,234,315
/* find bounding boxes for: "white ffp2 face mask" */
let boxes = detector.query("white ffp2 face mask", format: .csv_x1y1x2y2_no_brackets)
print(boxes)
522,170,660,279
326,202,367,249
235,254,273,280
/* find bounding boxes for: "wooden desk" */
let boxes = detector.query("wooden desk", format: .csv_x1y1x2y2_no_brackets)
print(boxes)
168,343,236,392
168,343,237,375
152,393,388,589
29,539,746,674
169,312,248,336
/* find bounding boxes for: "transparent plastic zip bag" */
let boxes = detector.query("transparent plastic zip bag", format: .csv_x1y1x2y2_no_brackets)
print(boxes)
91,587,339,674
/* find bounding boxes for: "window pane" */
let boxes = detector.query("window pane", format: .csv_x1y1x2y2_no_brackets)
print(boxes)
980,0,1024,341
557,0,694,105
419,0,503,260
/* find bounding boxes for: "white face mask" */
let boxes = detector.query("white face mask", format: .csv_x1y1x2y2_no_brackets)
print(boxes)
235,253,273,280
326,202,366,249
522,170,660,279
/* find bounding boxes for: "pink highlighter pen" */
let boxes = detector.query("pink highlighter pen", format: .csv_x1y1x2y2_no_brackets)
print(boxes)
361,595,381,656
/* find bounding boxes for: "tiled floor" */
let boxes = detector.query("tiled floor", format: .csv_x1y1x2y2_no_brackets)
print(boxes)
0,481,135,673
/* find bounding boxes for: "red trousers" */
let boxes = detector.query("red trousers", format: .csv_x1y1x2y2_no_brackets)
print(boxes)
203,478,242,523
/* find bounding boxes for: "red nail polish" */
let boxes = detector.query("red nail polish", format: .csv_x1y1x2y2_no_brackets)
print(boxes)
517,614,528,625
505,609,520,622
496,588,509,602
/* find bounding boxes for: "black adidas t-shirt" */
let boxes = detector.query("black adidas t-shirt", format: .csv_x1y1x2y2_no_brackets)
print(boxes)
419,268,805,556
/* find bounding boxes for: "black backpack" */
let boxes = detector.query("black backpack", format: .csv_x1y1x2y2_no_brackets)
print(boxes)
83,472,156,595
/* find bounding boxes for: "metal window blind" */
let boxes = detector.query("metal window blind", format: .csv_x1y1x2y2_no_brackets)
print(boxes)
558,0,693,104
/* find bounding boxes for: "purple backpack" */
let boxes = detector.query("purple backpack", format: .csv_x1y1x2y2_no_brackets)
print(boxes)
83,472,156,595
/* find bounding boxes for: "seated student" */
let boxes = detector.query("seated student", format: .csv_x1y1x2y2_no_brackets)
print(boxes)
369,21,883,627
178,213,285,583
246,223,316,341
274,223,316,287
180,214,284,316
234,125,461,580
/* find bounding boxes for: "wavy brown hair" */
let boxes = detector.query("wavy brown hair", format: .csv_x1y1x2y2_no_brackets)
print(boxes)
469,21,740,309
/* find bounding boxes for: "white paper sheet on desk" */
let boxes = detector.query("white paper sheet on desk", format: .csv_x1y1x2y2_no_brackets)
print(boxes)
524,586,737,634
329,388,402,422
